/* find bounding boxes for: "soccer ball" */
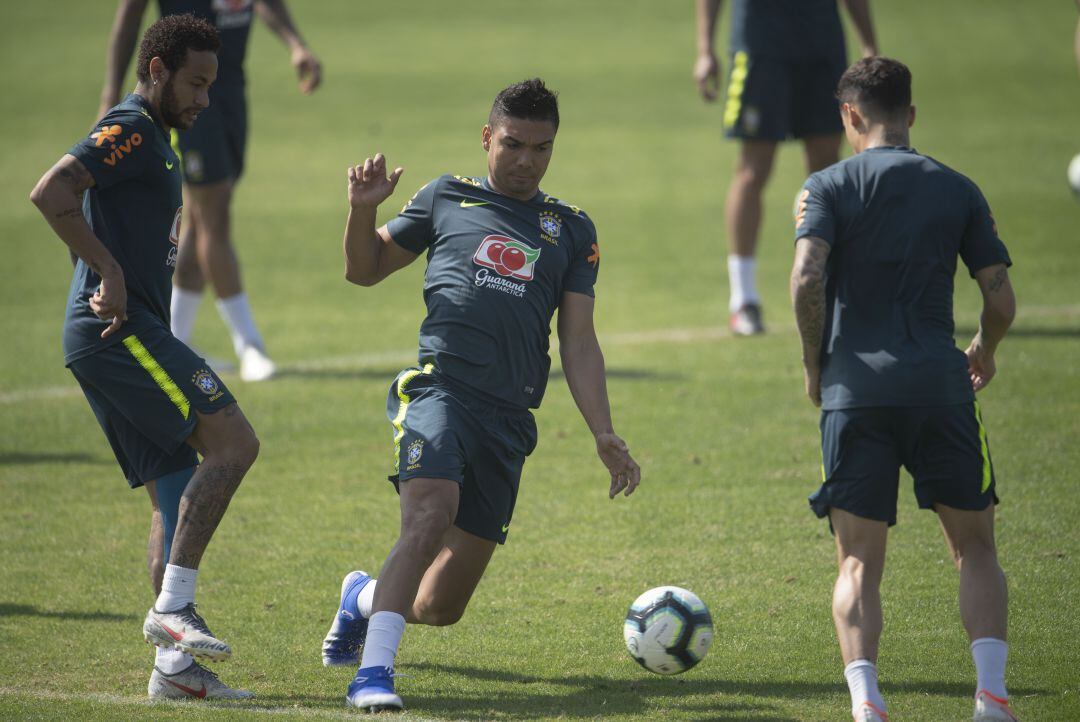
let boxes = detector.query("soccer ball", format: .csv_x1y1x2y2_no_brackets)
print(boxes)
623,586,713,675
1068,153,1080,195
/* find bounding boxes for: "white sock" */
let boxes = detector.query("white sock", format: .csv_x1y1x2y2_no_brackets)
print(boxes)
971,638,1008,699
215,293,265,358
844,659,886,717
155,646,193,674
155,564,198,612
727,255,759,312
170,287,203,344
358,579,377,618
358,611,405,671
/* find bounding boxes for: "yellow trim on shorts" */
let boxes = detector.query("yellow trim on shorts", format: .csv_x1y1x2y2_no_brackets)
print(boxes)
974,400,992,493
122,335,190,420
723,51,750,129
391,363,434,472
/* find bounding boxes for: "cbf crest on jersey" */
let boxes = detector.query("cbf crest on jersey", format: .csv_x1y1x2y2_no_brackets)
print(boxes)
406,439,424,470
539,211,562,246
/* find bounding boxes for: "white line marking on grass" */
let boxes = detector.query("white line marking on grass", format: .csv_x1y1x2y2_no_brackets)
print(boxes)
0,686,440,721
3,303,1076,406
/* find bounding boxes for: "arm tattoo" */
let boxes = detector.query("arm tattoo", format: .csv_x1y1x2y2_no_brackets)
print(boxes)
57,158,92,193
54,207,83,220
988,266,1007,292
792,237,830,361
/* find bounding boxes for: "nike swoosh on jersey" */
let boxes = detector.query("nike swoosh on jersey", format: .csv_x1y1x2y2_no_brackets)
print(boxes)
501,523,510,533
460,199,489,208
166,160,175,170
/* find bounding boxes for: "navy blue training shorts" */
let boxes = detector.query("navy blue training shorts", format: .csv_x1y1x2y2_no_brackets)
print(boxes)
385,365,538,545
722,51,846,141
810,402,998,526
173,82,247,185
68,325,235,488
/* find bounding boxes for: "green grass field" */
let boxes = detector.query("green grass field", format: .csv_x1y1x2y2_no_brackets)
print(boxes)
2,1,1079,719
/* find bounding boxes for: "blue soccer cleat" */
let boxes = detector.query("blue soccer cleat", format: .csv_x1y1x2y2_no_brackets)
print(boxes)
322,570,372,667
346,665,403,711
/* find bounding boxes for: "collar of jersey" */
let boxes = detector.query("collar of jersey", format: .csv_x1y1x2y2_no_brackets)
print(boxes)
126,92,169,135
864,145,915,154
480,176,546,205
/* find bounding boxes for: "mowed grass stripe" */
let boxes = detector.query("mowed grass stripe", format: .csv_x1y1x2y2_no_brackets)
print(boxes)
3,301,1076,405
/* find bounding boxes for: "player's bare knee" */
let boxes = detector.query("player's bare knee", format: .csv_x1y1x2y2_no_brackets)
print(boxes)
415,603,464,627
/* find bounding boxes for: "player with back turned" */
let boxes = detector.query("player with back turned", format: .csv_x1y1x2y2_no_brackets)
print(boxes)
319,79,641,712
790,57,1018,722
30,14,260,700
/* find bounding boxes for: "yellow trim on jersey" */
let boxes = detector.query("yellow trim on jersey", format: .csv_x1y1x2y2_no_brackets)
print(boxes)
170,128,181,160
974,400,992,493
391,363,435,471
122,335,190,420
723,51,750,130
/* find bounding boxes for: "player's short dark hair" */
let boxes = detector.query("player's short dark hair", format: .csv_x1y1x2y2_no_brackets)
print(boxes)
489,78,560,131
136,13,220,83
836,57,912,121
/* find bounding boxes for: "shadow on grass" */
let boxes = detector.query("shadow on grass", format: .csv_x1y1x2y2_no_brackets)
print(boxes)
0,603,136,622
0,452,109,466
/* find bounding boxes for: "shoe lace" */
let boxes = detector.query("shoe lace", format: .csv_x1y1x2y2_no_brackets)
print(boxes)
179,603,215,636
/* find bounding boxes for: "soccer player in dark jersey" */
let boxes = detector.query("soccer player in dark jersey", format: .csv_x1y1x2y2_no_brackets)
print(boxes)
695,0,876,335
31,14,260,700
99,0,322,382
319,79,641,712
790,58,1018,722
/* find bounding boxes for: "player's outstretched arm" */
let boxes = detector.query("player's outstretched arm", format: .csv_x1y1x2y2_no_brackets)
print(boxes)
557,291,641,499
99,0,150,119
255,0,322,94
693,0,723,102
30,154,128,338
965,264,1015,392
841,0,878,58
342,154,415,286
791,235,831,406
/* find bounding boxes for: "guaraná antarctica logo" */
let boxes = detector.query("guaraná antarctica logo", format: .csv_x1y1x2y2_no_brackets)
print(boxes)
472,234,541,298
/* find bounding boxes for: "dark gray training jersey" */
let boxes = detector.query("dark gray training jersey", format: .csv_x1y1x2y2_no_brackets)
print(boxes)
64,94,183,364
795,146,1012,410
386,174,600,410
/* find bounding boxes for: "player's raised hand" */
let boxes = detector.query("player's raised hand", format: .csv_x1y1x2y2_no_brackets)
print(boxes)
595,432,641,499
291,45,322,94
694,51,720,102
347,154,404,209
90,273,128,338
964,337,997,392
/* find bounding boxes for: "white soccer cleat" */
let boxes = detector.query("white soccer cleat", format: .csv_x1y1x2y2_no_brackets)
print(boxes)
148,661,253,700
974,690,1019,721
143,604,232,662
239,345,275,382
854,700,889,721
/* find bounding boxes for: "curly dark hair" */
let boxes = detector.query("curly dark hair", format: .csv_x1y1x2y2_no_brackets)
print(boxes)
489,78,560,130
836,57,912,120
136,13,220,83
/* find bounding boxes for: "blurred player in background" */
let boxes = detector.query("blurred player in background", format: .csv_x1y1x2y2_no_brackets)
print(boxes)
694,0,876,335
790,57,1017,722
321,79,641,712
99,0,322,381
32,14,260,699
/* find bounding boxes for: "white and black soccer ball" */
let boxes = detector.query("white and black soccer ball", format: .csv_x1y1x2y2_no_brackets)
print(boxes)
1068,153,1080,196
623,586,713,675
